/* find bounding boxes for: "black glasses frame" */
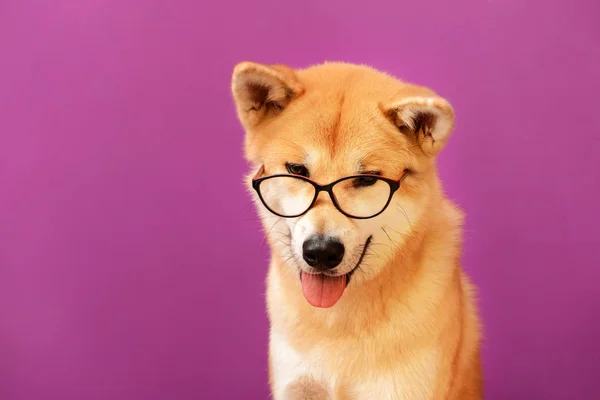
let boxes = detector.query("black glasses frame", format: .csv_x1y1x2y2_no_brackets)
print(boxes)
251,165,409,220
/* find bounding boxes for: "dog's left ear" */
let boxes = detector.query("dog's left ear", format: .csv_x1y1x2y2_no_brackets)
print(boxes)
382,87,455,156
231,61,304,129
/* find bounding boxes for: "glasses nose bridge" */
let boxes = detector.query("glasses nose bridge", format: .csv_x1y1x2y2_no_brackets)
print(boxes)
312,183,337,208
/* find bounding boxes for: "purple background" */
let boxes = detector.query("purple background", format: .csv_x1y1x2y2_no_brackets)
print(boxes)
1,0,599,399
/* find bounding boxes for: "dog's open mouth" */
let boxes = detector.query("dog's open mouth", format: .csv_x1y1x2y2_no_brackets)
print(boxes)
300,236,372,308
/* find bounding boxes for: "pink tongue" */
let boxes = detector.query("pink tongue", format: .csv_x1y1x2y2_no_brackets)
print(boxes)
301,272,347,308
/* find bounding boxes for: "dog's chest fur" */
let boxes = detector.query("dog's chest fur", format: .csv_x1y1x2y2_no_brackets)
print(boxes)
269,328,443,400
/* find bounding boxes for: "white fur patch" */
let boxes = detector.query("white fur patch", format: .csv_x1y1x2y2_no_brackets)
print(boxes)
269,330,333,399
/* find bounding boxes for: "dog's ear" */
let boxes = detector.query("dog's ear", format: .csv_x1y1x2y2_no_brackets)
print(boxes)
231,61,304,128
382,86,455,156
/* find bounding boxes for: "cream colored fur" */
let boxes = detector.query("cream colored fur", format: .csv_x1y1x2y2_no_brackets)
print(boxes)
231,61,483,400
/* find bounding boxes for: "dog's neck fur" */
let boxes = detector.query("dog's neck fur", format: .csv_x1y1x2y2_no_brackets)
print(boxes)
266,174,465,349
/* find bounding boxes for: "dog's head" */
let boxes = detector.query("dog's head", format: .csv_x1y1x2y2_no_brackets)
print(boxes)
232,62,455,308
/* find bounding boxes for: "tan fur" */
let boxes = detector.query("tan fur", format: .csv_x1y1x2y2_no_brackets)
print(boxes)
232,61,483,400
284,376,332,400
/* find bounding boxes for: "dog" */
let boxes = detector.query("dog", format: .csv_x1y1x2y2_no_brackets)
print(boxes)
231,61,483,400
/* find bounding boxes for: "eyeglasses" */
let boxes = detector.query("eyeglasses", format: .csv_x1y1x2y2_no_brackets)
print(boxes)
251,166,409,220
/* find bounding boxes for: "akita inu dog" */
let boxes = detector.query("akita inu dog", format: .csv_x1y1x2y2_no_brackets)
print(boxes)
231,61,483,400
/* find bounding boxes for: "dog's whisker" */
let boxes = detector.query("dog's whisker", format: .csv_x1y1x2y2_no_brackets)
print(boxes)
262,218,283,248
369,243,392,253
271,233,292,240
383,225,409,239
396,205,413,228
381,227,396,251
274,238,291,246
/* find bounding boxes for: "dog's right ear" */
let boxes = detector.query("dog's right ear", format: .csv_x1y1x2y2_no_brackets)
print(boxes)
231,62,304,128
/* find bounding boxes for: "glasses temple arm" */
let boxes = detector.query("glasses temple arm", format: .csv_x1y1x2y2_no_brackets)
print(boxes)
252,165,265,180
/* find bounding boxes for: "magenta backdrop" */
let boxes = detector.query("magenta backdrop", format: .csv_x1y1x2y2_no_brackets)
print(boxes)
1,0,599,399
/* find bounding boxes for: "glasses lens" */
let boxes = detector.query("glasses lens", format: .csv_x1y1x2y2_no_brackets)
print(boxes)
332,177,391,218
258,176,316,216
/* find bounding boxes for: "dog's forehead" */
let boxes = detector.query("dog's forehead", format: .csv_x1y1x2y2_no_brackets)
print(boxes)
290,98,403,174
259,64,413,175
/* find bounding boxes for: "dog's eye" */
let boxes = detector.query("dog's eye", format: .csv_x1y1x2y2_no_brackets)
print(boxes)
353,176,378,188
286,163,309,177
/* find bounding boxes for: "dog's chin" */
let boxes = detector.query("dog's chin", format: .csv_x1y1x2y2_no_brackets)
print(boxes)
296,236,372,309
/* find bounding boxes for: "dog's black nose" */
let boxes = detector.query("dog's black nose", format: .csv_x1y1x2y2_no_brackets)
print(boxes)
302,236,345,270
